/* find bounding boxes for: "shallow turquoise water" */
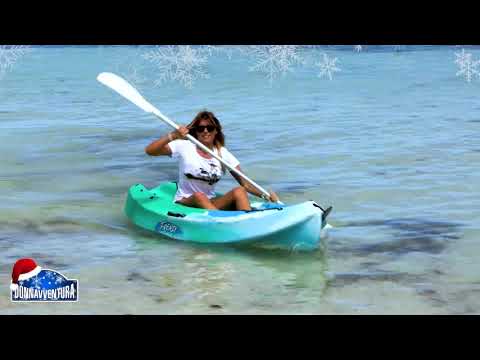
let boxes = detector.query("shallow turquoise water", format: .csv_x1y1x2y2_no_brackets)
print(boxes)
1,45,479,314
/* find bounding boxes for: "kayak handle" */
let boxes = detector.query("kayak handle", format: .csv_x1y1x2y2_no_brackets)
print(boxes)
167,212,186,218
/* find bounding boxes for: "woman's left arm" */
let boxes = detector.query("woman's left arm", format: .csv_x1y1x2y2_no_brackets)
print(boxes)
230,166,280,202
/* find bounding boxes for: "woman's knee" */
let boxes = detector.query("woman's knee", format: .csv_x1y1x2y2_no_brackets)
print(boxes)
192,192,209,202
233,186,247,198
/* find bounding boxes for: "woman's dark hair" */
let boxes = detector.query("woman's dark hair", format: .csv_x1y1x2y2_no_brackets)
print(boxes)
187,110,225,149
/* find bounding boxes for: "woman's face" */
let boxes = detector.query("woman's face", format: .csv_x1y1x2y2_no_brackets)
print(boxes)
195,119,217,146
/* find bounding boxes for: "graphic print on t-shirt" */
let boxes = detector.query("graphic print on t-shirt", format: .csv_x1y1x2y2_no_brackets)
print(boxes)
184,161,221,185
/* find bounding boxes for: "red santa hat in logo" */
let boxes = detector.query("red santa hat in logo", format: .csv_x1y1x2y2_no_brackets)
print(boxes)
10,258,42,291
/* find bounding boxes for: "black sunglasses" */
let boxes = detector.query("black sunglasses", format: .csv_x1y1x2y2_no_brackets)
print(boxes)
195,125,216,133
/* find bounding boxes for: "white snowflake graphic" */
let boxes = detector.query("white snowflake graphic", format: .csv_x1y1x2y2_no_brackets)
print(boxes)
55,275,65,285
31,276,42,290
316,53,341,80
200,45,218,56
142,45,210,89
354,45,363,52
456,58,479,82
45,271,55,280
454,48,471,67
0,45,32,79
221,46,240,60
454,49,479,82
201,45,238,60
246,45,305,84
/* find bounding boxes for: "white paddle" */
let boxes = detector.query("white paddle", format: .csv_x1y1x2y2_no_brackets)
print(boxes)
96,72,277,202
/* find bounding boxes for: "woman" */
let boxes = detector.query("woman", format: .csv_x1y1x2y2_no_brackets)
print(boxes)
145,110,279,211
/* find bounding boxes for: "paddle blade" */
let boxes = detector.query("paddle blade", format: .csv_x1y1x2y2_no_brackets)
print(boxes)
97,72,156,114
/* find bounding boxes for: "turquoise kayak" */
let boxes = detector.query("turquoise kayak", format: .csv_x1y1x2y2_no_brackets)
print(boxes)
125,182,332,251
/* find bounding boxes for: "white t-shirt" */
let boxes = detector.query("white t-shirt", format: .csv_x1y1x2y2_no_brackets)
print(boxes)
168,140,240,202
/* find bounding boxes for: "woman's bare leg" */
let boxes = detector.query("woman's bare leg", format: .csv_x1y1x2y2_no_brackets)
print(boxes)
211,187,251,211
176,192,218,210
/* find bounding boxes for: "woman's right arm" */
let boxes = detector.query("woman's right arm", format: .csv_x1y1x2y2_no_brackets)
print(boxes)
145,126,190,156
